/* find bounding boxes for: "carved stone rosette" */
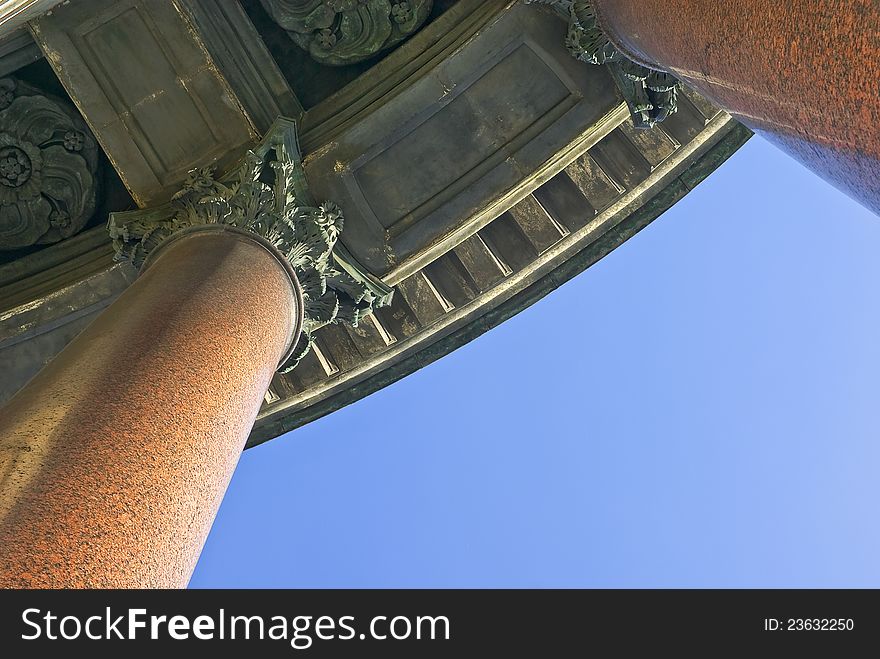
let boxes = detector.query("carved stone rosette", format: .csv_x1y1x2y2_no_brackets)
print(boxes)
0,77,100,250
526,0,681,128
260,0,433,66
108,119,393,373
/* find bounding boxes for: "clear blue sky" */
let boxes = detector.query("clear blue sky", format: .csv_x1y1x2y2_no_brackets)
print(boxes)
190,134,880,588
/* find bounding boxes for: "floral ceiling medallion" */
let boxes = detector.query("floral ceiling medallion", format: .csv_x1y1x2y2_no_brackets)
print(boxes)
260,0,433,66
0,77,100,250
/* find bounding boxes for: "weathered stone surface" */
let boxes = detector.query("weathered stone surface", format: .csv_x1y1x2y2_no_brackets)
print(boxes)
31,0,258,207
0,1,64,37
177,0,304,133
0,77,100,250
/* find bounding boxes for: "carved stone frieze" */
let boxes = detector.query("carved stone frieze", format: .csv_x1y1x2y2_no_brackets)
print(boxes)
108,119,393,373
526,0,681,128
260,0,433,66
0,77,100,250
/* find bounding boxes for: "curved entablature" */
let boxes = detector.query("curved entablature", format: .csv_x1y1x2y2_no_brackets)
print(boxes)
0,0,751,445
251,103,750,445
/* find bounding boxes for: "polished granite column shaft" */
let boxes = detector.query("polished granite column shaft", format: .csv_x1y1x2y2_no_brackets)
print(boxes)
592,0,880,213
0,228,300,588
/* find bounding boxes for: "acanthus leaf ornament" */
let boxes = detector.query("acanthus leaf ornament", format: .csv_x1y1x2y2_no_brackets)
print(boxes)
108,118,393,373
0,77,101,250
260,0,433,66
525,0,681,129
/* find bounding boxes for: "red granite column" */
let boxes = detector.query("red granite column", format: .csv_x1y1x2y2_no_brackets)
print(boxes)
0,226,302,588
591,0,880,213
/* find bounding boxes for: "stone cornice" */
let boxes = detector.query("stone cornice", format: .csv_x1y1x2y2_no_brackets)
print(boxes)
0,0,62,37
